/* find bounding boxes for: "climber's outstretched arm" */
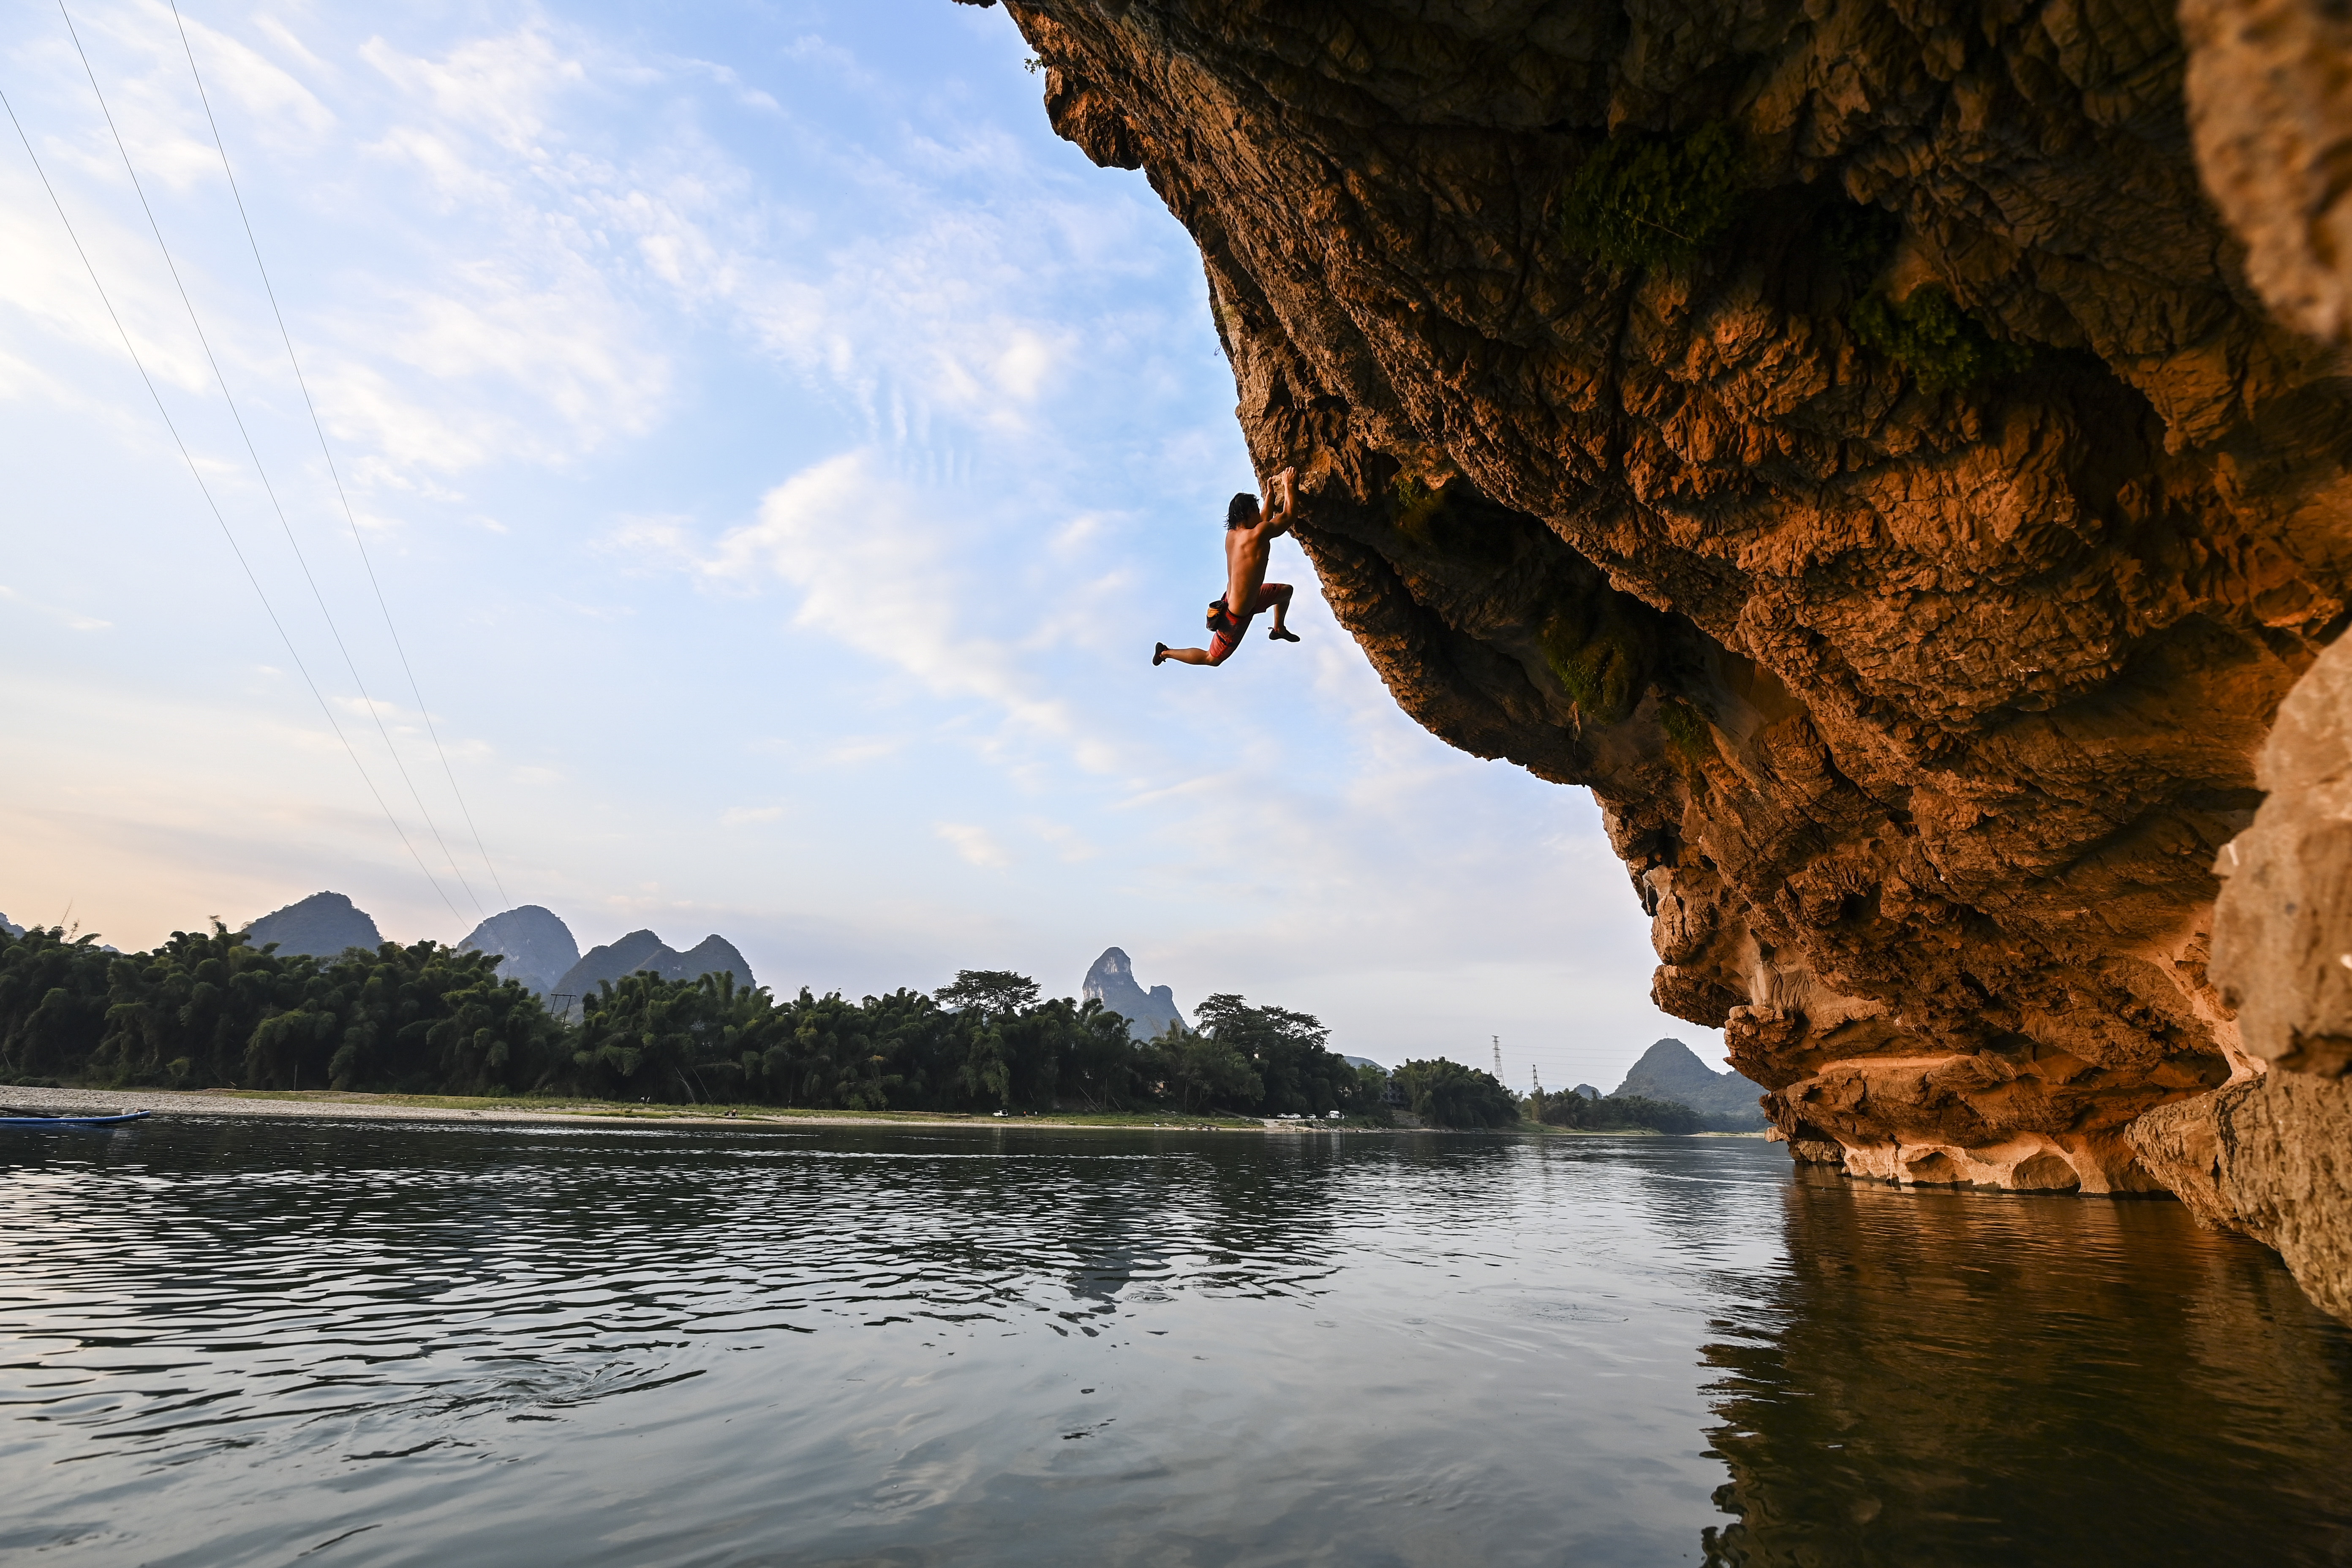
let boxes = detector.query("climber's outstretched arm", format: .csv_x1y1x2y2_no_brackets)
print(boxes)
1260,466,1298,537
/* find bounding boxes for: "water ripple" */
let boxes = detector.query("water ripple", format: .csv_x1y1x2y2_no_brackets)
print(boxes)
3,1122,2349,1566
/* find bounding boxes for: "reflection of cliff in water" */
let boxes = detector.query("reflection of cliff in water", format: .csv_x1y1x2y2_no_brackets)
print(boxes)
1702,1168,2352,1565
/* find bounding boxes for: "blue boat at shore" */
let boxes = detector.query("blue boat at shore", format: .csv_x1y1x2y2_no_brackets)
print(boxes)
0,1111,150,1127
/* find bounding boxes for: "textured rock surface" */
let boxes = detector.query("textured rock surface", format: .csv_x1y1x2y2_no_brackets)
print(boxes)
2209,634,2352,1075
2132,632,2352,1315
2129,1074,2352,1320
244,892,383,959
972,0,2352,1195
2182,0,2352,344
1081,947,1187,1039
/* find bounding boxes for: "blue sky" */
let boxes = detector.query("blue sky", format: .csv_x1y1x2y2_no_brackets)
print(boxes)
0,0,1718,1089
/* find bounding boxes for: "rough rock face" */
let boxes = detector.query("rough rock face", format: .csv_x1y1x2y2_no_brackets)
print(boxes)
2131,632,2352,1318
2130,1076,2352,1319
968,0,2352,1201
2180,0,2352,345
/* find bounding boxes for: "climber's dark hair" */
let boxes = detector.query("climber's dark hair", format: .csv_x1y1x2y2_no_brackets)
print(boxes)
1226,492,1258,530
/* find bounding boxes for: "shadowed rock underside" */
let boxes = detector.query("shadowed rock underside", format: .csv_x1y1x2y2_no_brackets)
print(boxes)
966,0,2352,1201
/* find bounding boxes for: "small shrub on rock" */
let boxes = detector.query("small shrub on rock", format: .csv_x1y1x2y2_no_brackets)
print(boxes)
1850,285,2033,393
1542,598,1650,727
1560,122,1744,269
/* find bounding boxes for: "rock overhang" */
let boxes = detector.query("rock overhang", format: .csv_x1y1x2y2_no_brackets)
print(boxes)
958,0,2352,1228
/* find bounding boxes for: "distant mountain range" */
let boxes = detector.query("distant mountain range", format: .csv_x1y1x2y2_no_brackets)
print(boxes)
234,894,756,1005
1081,947,1186,1040
245,892,384,957
1612,1039,1767,1130
551,928,755,1002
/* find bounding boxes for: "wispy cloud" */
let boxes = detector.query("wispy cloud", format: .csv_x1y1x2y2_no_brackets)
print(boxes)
935,821,1008,868
0,584,112,632
709,449,1090,752
819,736,905,766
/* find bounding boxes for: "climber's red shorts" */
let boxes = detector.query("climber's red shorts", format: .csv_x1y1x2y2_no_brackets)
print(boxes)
1207,583,1290,662
1208,602,1250,662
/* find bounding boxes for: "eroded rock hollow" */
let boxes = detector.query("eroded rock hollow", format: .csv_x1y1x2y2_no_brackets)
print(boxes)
958,0,2352,1295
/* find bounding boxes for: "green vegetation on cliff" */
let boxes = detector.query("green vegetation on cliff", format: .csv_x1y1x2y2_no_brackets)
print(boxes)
1849,286,2033,393
1541,596,1652,726
1560,122,1743,269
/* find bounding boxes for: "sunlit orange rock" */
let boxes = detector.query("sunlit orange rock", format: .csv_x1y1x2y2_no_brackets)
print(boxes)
961,0,2352,1273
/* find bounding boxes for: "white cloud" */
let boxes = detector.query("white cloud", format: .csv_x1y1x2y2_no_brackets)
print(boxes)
1025,817,1098,863
596,514,698,572
819,736,905,766
708,449,1092,754
0,584,111,631
359,27,580,151
172,6,336,141
936,821,1008,868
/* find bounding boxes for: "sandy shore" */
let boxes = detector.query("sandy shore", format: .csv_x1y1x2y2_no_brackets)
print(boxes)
1,1085,1769,1138
0,1084,1330,1133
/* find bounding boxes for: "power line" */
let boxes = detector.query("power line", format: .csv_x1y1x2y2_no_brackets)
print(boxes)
57,0,484,920
166,0,509,910
0,78,462,921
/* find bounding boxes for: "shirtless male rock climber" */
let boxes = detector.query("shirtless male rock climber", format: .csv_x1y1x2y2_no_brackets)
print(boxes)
1154,466,1301,667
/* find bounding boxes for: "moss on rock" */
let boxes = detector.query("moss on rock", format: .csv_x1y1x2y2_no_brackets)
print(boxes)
1541,598,1651,726
1387,472,1450,542
1560,122,1744,269
1850,285,2033,392
1658,696,1718,762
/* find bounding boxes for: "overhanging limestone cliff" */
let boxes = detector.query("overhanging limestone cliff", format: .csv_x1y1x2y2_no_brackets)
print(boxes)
960,1,2352,1204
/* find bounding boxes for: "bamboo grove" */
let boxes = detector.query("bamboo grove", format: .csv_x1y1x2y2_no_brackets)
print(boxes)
0,924,1436,1120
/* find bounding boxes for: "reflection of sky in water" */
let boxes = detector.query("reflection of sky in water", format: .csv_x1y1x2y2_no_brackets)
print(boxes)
3,1120,2348,1566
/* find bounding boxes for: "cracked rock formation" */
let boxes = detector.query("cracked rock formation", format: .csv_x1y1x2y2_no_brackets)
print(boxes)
2131,631,2352,1319
2181,0,2352,346
962,4,2352,1217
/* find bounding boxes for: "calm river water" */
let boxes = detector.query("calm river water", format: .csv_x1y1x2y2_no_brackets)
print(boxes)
4,1119,2351,1565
